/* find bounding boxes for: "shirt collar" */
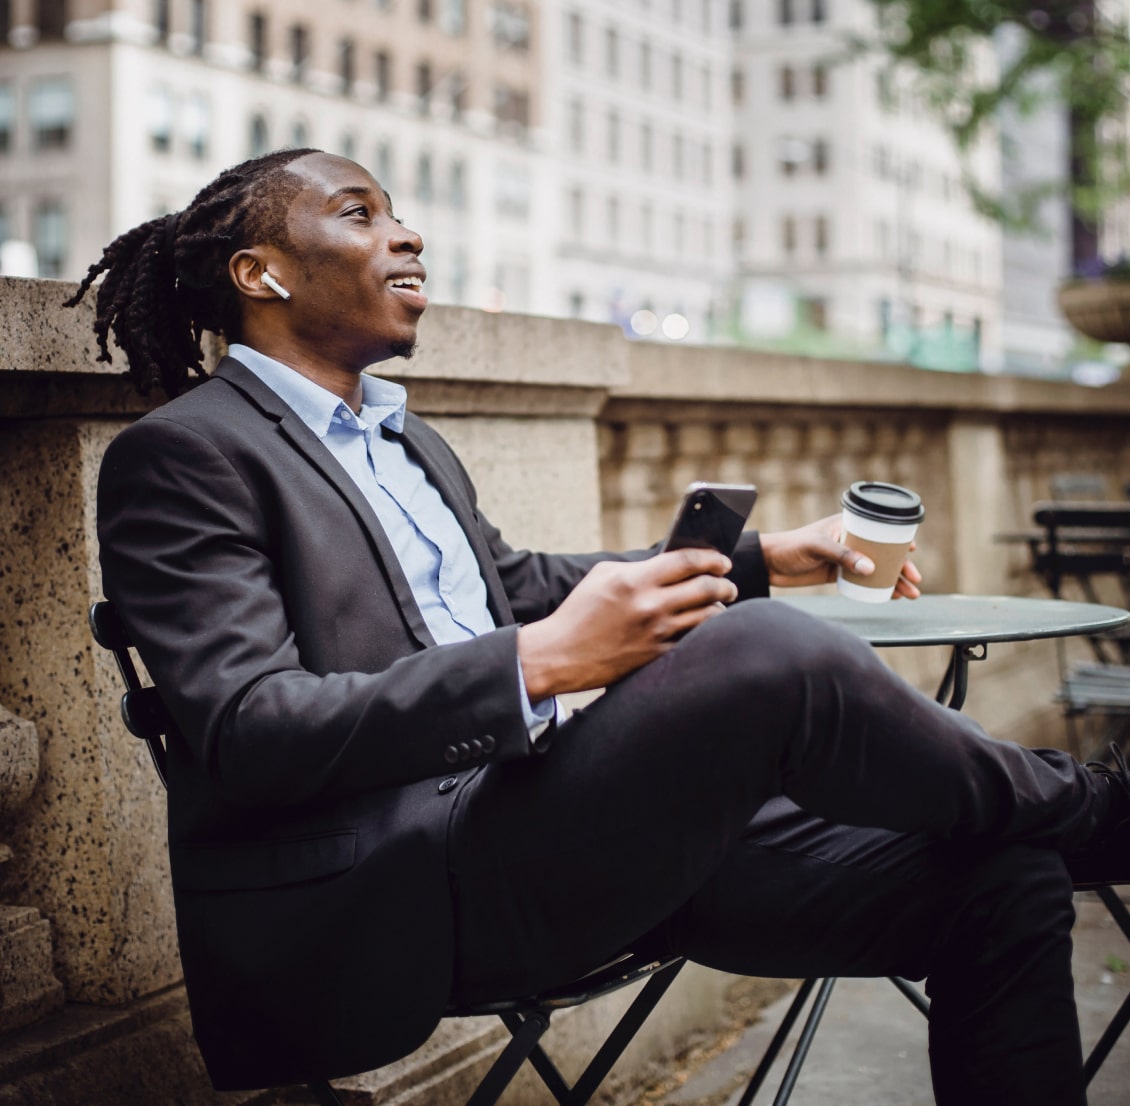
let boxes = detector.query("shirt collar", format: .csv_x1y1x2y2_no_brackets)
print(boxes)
229,343,407,438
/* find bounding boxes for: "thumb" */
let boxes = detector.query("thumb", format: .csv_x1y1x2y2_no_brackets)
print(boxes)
836,543,874,575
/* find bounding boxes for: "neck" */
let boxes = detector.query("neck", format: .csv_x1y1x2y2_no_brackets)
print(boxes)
240,332,370,413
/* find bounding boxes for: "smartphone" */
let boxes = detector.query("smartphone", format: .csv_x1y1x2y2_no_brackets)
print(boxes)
661,482,759,556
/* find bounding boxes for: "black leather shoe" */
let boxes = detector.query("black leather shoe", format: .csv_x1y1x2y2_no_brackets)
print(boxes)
1065,744,1130,890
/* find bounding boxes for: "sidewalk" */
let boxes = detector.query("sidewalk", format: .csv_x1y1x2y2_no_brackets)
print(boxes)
649,894,1130,1106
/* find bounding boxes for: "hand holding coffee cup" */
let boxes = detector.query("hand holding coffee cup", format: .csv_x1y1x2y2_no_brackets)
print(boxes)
837,482,924,603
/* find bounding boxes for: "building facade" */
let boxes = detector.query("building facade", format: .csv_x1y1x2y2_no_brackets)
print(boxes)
0,0,545,314
729,0,1006,369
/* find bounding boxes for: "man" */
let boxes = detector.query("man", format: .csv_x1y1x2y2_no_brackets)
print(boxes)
74,148,1128,1105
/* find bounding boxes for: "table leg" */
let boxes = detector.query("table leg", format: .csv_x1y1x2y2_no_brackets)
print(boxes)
934,644,987,711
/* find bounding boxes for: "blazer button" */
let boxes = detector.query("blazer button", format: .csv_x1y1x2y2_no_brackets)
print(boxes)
482,735,496,754
470,738,483,757
438,776,458,793
444,745,459,764
458,742,471,762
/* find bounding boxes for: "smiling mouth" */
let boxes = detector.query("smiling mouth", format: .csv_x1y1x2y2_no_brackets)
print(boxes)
386,275,425,291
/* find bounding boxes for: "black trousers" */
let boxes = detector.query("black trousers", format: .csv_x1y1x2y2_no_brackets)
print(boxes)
447,600,1102,1105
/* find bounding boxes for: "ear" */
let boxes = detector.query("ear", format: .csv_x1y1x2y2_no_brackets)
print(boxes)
229,249,284,300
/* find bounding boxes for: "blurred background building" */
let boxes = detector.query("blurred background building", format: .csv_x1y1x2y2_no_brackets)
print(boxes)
0,0,1119,374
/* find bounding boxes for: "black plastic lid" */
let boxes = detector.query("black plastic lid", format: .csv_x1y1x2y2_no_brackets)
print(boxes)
841,481,924,524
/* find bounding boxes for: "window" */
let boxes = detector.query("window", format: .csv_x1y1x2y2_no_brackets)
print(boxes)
338,38,355,94
701,65,711,109
569,291,584,318
731,142,745,179
441,0,468,35
640,203,653,250
291,118,309,147
812,64,828,98
290,24,309,82
490,2,529,49
640,41,652,89
189,0,206,55
606,196,620,242
567,11,583,65
249,113,269,156
0,84,14,154
339,132,356,160
33,199,67,277
811,0,826,22
729,0,742,30
249,13,267,72
0,203,9,246
569,98,584,153
607,110,620,162
417,0,432,22
779,65,795,101
29,77,74,151
640,122,653,170
375,51,392,101
37,0,66,40
782,215,796,255
673,212,685,254
153,0,170,44
569,186,584,236
672,133,684,178
731,67,744,105
812,138,828,174
605,27,618,78
449,159,467,209
449,71,467,121
416,62,432,114
148,85,174,152
376,141,394,190
494,84,529,132
416,151,434,202
733,216,747,257
671,53,683,100
779,0,793,24
814,214,829,256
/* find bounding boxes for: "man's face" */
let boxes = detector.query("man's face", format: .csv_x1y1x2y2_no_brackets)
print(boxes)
265,152,428,368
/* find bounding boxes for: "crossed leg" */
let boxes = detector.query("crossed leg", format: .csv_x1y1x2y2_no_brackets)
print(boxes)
447,599,1098,1103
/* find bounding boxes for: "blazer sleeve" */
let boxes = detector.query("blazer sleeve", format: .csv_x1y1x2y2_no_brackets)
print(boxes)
97,415,539,810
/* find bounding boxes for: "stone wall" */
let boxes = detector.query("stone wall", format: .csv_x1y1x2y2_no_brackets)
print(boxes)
1,275,1129,1103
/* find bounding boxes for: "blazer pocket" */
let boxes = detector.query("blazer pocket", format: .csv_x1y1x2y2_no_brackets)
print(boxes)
172,829,357,892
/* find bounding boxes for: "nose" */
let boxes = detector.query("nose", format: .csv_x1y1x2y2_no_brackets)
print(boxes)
391,221,424,256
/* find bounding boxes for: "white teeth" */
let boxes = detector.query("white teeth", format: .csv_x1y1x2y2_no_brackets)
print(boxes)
387,275,423,289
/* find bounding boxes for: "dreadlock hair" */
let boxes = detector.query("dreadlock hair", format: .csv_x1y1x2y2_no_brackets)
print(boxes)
65,147,319,397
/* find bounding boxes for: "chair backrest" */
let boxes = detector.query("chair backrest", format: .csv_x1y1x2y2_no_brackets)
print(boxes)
1049,472,1107,501
88,601,171,789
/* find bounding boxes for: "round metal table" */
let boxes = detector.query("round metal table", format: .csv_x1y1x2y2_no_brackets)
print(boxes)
777,593,1130,710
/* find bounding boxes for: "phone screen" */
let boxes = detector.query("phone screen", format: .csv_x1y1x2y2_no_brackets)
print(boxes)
662,483,758,556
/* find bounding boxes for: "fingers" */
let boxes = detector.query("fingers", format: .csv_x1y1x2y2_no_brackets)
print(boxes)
649,547,734,582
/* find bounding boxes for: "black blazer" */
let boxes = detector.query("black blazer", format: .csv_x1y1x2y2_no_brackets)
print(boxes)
96,356,771,1090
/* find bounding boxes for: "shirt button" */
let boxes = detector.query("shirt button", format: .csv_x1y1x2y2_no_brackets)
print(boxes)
438,776,458,794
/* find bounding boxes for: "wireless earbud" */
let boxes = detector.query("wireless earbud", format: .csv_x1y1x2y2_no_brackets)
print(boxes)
261,272,291,300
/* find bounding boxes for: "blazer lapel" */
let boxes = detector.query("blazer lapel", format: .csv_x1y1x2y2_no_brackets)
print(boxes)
213,357,436,648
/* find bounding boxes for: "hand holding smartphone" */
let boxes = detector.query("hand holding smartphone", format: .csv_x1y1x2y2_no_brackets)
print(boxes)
661,482,759,557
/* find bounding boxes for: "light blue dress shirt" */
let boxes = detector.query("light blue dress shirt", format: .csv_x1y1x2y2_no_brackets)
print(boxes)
230,345,555,737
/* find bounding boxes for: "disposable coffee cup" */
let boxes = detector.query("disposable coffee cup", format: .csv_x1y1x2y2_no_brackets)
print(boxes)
837,482,924,603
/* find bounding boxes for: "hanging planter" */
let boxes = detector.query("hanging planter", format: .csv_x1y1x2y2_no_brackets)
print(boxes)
1058,274,1130,344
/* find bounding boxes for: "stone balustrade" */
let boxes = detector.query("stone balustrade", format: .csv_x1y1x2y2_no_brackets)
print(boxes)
1,275,1129,1103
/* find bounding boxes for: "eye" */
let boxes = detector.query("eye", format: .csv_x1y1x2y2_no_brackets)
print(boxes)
344,204,370,219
